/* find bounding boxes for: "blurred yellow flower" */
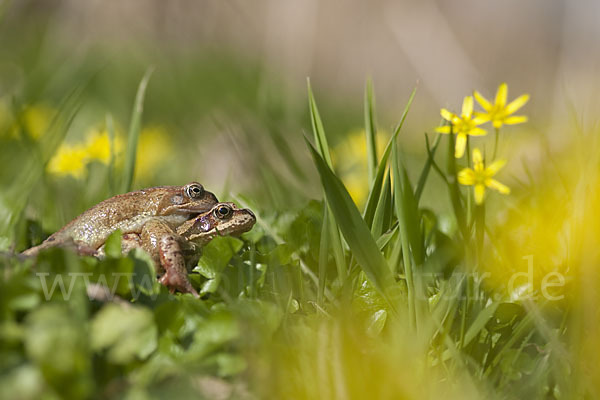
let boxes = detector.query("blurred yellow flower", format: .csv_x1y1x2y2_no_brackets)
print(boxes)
22,104,55,139
47,144,88,179
457,148,509,204
85,129,123,164
135,126,172,181
436,96,487,158
473,83,529,129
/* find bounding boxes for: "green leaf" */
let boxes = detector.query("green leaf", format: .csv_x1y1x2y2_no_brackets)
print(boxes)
121,67,154,193
196,236,243,279
363,87,417,227
364,78,378,184
91,303,157,364
305,138,394,303
104,229,122,258
195,236,243,294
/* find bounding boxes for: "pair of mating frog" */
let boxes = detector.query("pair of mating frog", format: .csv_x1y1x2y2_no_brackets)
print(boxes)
22,182,256,298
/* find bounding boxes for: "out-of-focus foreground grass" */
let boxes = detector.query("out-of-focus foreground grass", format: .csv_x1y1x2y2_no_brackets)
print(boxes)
2,5,600,400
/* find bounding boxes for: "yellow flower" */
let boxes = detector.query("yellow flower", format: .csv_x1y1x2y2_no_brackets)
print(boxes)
47,144,88,179
473,83,529,129
457,148,509,204
135,126,172,181
436,96,487,158
85,129,123,164
22,104,55,139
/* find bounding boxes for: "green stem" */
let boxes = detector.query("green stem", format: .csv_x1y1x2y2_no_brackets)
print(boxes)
492,127,499,160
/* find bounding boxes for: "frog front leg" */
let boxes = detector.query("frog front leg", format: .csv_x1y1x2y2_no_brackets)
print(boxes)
140,219,200,298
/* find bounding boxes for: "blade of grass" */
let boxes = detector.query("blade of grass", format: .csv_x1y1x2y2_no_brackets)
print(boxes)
364,78,378,184
371,171,392,239
307,79,333,168
415,133,442,201
307,81,346,281
305,138,395,308
463,301,499,346
105,113,117,195
363,87,417,227
317,203,330,305
391,140,416,329
120,67,153,193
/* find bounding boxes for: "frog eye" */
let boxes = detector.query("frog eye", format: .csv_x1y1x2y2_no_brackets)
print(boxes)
185,183,205,199
214,205,232,219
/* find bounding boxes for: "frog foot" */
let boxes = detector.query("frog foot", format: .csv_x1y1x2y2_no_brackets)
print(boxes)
159,270,200,298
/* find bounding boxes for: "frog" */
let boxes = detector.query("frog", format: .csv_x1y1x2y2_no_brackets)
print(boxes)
22,182,219,258
105,202,256,297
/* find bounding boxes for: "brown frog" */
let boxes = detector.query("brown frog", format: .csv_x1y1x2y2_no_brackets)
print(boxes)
22,182,218,257
110,202,256,297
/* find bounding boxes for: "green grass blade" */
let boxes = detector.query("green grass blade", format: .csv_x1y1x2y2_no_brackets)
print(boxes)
463,301,499,346
363,87,417,227
371,171,392,239
415,133,442,202
305,137,394,303
398,159,425,266
391,140,416,328
121,67,153,193
327,207,347,282
105,113,117,195
306,78,333,168
364,78,378,184
306,81,347,281
317,203,330,305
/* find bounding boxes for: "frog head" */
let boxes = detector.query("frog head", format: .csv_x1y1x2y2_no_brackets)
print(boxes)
177,202,256,245
159,182,219,216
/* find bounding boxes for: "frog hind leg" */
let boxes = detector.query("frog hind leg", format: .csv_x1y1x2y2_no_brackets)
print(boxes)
141,220,199,298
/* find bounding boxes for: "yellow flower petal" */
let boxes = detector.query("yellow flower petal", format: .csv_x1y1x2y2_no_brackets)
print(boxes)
473,91,493,112
461,96,474,118
492,119,504,129
505,94,529,115
495,83,508,107
486,179,510,194
440,109,455,122
457,168,475,185
455,133,467,158
504,115,528,125
472,115,490,125
474,184,486,204
469,127,487,136
472,148,483,165
435,126,452,134
487,159,507,175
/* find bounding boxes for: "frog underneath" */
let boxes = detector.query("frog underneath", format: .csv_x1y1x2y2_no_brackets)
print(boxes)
100,202,256,297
